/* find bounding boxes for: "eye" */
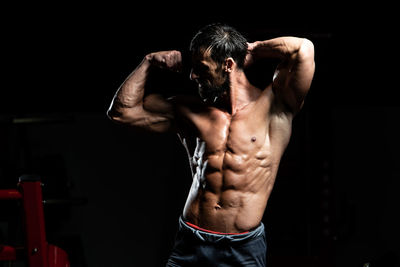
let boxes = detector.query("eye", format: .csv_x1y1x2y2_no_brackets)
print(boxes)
198,63,209,70
192,63,208,75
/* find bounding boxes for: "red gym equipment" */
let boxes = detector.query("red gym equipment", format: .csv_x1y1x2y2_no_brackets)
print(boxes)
0,175,70,267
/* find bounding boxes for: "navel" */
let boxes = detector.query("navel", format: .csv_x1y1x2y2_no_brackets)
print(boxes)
251,136,257,142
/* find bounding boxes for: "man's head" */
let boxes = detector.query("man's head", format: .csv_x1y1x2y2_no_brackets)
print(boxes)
189,23,248,102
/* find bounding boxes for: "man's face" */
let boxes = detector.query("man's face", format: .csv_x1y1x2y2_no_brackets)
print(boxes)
190,50,230,102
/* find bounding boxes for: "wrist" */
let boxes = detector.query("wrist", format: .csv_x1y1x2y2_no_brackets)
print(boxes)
144,53,154,63
141,54,155,69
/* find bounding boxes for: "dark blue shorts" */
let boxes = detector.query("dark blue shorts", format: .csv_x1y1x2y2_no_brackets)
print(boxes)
166,216,267,267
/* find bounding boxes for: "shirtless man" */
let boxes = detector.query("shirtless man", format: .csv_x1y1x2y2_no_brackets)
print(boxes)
107,23,315,266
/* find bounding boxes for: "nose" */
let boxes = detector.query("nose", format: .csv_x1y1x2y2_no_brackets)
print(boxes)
190,69,199,81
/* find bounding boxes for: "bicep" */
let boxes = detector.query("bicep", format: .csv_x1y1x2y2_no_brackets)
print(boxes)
112,94,176,133
272,39,315,113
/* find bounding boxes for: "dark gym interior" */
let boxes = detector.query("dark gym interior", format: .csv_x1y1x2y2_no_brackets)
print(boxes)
1,3,398,267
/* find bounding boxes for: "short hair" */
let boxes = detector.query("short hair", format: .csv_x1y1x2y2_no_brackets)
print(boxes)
189,23,248,69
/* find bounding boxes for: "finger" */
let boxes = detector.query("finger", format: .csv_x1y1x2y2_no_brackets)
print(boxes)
169,51,183,72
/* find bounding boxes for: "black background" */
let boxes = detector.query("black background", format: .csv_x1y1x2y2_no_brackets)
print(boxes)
0,2,399,267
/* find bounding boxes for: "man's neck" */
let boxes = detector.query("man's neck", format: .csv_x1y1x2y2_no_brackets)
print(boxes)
220,70,260,115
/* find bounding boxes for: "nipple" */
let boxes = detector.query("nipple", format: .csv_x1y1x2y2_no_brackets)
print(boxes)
251,136,256,142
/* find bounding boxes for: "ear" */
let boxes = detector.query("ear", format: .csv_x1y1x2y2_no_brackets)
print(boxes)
224,57,234,72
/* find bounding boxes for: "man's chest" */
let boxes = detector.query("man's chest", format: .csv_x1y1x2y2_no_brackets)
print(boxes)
180,107,270,156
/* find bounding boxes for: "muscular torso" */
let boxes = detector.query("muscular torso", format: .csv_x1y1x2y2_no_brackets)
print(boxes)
175,85,293,233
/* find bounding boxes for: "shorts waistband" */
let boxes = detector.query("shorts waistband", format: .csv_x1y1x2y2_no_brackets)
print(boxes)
184,221,250,235
178,216,265,243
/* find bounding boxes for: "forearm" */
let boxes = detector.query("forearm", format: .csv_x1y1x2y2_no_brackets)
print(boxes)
107,50,181,131
107,55,152,119
250,37,308,61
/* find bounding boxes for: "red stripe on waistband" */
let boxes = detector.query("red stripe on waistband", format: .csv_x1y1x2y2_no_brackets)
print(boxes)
185,221,249,235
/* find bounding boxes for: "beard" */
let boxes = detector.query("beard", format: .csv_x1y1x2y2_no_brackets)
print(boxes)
198,75,230,103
